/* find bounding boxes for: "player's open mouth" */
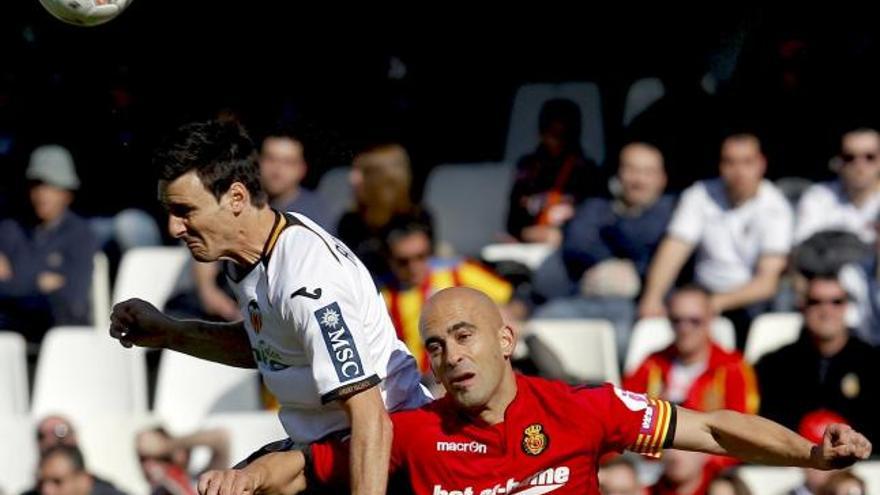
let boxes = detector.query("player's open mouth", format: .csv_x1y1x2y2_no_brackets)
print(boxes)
450,372,476,387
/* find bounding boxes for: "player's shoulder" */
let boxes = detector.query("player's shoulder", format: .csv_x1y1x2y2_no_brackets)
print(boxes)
389,396,456,431
272,214,344,268
515,373,610,405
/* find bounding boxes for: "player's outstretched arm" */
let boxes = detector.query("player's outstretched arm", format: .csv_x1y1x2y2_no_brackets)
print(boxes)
342,386,393,495
673,406,872,469
109,298,255,368
198,451,307,495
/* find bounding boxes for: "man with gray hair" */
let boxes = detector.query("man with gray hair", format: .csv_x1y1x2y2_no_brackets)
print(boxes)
0,145,97,341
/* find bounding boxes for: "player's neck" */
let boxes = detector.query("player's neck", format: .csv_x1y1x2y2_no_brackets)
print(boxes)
229,207,279,265
475,368,518,425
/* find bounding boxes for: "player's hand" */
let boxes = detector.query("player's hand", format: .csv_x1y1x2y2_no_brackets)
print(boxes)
810,423,872,470
198,469,260,495
109,298,174,349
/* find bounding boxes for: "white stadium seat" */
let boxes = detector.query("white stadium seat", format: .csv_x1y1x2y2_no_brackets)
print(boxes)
154,350,261,434
77,413,156,495
526,319,620,385
0,416,37,495
91,251,111,331
624,317,736,374
0,331,28,416
203,412,288,468
622,77,666,126
424,162,515,258
31,327,147,425
112,246,190,308
744,312,802,364
505,82,605,166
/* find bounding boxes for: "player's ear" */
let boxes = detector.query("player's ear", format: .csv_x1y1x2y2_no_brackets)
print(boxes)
499,324,516,359
226,181,250,213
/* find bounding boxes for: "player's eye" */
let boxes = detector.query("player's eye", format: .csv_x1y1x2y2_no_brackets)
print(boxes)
426,342,443,355
456,331,473,344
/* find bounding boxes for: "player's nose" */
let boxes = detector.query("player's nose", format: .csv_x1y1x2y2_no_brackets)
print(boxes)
167,214,186,239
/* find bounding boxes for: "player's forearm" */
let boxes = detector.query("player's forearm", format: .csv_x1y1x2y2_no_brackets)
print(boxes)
245,451,306,495
681,409,817,468
348,400,393,495
167,319,256,368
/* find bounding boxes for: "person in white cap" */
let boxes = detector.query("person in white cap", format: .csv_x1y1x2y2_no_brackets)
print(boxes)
0,144,97,341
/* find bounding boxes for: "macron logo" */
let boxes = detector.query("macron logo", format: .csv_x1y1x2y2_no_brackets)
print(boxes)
436,441,487,454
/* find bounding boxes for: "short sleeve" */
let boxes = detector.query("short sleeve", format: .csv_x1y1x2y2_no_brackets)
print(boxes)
600,385,677,459
666,184,705,244
277,232,380,404
760,194,794,255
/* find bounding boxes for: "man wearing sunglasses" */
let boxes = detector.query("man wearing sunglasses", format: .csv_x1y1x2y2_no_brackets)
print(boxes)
756,274,880,449
795,128,880,244
624,285,757,414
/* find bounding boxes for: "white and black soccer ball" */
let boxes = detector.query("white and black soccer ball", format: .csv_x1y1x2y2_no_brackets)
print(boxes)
38,0,133,27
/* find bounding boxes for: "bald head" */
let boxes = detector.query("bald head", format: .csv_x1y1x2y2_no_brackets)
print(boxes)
420,287,516,417
420,287,503,334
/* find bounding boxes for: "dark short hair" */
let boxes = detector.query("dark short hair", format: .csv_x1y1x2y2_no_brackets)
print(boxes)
41,445,86,472
155,120,267,207
381,213,434,251
721,131,763,154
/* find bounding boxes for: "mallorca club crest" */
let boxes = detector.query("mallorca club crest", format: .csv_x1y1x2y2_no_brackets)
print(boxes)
521,423,549,456
248,300,262,333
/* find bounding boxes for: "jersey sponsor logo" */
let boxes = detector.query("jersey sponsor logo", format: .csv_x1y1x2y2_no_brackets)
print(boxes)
291,287,322,300
251,340,289,371
435,441,487,454
315,302,365,381
613,387,649,411
521,423,549,456
248,300,262,333
431,465,570,495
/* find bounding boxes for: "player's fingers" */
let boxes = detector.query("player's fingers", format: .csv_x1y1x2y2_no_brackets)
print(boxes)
219,471,237,495
230,473,253,495
204,472,222,495
197,472,214,495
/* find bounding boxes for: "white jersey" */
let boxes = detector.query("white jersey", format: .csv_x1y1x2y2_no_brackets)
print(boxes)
226,211,431,443
667,178,793,293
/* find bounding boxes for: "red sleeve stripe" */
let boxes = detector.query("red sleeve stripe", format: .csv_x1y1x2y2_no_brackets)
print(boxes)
628,399,673,458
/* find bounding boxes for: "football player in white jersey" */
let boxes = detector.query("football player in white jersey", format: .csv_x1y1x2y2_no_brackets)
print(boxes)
109,121,431,495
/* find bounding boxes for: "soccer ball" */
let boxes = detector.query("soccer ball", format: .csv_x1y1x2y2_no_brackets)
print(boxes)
38,0,133,27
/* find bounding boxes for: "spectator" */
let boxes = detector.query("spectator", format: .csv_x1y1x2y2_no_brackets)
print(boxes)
624,286,759,414
258,126,332,230
34,445,126,495
639,133,793,347
795,128,880,245
598,457,644,495
135,427,229,495
818,471,866,495
337,143,432,278
535,141,675,355
507,98,600,246
649,449,716,495
755,274,880,447
707,472,752,495
0,145,97,342
377,215,520,372
35,416,78,457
